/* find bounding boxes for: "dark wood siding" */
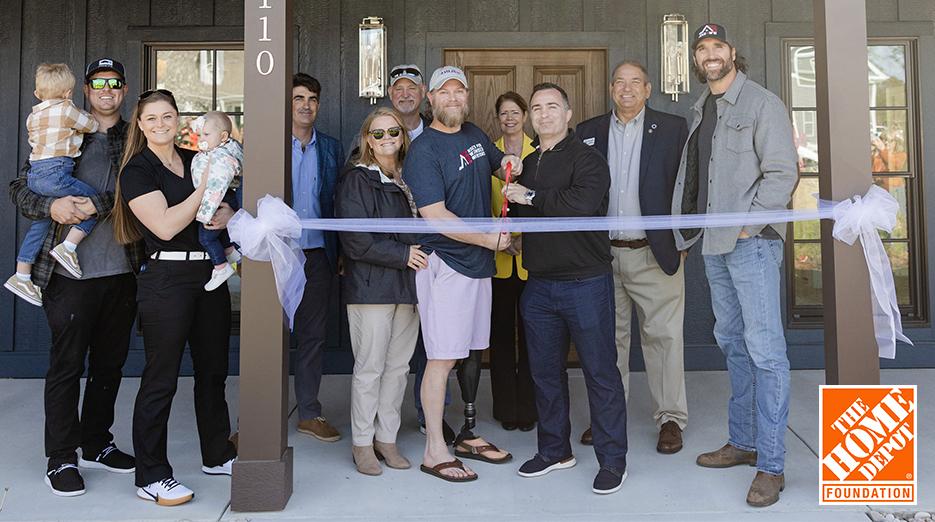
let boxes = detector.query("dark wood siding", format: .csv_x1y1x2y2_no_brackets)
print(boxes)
2,0,935,376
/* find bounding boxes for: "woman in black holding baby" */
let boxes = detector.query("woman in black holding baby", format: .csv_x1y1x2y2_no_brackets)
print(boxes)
113,89,236,507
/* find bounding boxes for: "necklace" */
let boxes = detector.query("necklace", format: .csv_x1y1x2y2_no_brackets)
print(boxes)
504,134,523,156
158,153,181,174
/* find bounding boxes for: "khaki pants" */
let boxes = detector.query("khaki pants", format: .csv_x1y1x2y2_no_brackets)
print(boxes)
612,245,688,429
348,304,420,446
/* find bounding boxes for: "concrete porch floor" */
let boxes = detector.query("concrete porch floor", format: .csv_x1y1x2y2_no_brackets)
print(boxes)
0,369,931,521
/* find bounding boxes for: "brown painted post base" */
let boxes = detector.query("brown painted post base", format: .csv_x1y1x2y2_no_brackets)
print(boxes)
231,447,294,512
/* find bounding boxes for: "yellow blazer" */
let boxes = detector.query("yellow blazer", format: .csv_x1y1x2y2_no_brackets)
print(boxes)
492,134,535,280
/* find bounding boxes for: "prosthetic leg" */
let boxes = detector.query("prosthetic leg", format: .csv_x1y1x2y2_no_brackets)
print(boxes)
454,349,483,444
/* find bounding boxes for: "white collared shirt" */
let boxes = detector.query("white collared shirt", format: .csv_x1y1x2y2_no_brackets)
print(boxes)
409,119,424,141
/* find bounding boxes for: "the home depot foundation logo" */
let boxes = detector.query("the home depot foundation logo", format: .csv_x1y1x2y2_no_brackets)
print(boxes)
819,386,917,504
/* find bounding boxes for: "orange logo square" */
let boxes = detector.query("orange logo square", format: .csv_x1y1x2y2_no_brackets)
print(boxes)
819,386,916,505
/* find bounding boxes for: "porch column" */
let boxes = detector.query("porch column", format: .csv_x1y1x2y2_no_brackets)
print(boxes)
812,0,880,385
231,0,295,511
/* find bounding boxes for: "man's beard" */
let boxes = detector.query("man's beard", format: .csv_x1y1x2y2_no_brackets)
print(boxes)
702,58,734,82
394,98,418,115
435,103,469,127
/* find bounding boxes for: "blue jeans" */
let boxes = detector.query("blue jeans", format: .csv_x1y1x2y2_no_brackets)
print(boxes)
520,272,628,473
703,237,790,475
17,157,97,264
198,191,239,266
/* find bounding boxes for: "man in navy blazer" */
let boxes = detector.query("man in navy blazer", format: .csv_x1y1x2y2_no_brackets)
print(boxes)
576,61,689,454
290,73,344,443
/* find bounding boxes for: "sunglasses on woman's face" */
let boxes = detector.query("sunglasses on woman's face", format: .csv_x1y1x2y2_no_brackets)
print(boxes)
368,127,402,140
88,78,125,90
139,88,174,100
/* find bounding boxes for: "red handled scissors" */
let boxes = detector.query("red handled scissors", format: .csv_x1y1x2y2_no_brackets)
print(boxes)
500,161,512,218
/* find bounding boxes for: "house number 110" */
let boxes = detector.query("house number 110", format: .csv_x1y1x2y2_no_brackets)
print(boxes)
256,0,274,76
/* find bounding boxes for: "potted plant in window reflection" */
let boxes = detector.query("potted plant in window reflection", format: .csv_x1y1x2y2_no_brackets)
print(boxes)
176,122,199,151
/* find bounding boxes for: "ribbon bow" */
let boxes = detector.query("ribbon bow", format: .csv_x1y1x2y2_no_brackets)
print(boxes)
227,195,307,330
829,185,913,358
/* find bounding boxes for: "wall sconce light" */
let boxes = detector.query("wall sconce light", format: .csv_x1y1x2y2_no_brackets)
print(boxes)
661,13,690,102
359,16,386,104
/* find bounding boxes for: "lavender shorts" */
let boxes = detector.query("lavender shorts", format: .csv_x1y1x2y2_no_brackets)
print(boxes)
415,252,492,361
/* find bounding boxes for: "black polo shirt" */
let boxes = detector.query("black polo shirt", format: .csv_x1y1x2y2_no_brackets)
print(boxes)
119,146,202,255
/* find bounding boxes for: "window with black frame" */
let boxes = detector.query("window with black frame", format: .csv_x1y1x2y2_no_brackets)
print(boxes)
782,39,926,325
146,45,246,330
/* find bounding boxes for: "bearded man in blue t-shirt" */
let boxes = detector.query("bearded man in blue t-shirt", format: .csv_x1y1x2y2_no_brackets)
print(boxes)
403,65,522,482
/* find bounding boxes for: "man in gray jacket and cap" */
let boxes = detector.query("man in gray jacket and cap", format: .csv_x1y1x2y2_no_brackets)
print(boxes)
671,23,798,507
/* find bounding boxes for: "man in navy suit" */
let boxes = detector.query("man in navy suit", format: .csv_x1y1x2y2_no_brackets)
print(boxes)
290,73,345,442
576,61,689,454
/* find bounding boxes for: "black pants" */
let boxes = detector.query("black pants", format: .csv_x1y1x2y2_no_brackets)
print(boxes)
132,260,236,486
489,270,537,425
293,248,333,420
43,272,137,466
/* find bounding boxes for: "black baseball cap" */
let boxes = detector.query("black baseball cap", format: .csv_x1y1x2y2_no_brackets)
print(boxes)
85,58,125,82
692,24,729,50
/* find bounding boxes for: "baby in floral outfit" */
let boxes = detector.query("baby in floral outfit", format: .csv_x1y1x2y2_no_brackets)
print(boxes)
190,111,243,291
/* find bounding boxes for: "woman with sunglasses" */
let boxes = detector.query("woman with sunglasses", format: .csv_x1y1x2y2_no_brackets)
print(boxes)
113,89,237,506
335,107,426,475
489,91,537,432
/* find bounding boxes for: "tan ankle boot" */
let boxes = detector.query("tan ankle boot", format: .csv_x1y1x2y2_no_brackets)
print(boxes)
373,440,410,469
352,445,382,476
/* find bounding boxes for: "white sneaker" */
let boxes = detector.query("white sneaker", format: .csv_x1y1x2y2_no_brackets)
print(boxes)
137,477,194,506
202,457,235,476
204,264,235,291
4,274,42,306
50,243,82,278
226,249,242,265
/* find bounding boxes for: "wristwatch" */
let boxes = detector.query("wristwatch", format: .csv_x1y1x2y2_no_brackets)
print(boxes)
524,189,536,205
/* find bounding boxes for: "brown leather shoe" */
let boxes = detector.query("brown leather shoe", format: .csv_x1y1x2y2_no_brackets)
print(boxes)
696,443,757,468
580,426,593,445
746,471,784,507
656,421,683,454
297,417,341,442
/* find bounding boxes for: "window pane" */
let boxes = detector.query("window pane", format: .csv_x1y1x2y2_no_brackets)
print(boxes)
789,46,816,108
155,50,213,113
884,242,911,306
792,110,819,173
868,45,906,107
231,114,245,143
870,109,909,172
792,177,821,240
216,50,244,113
176,115,200,151
793,243,823,306
793,242,909,308
872,177,909,240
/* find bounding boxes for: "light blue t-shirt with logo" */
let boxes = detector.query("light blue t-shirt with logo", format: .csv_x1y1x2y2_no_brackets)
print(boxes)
402,122,503,279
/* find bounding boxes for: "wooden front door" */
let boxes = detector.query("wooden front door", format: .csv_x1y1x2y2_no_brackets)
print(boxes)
444,49,609,366
443,49,608,140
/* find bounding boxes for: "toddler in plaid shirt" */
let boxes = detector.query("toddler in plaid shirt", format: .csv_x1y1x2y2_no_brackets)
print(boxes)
4,63,100,306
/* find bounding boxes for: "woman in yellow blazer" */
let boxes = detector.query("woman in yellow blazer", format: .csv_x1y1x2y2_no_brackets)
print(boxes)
490,92,537,431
